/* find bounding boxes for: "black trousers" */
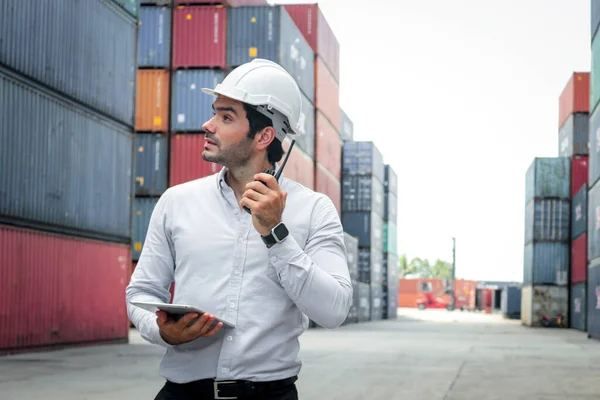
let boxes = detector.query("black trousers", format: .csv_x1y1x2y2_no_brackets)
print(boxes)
154,378,299,400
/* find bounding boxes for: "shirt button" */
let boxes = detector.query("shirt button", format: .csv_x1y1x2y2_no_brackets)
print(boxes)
234,270,240,275
227,336,233,341
233,209,239,214
230,302,236,309
221,368,228,373
270,256,277,262
238,237,244,243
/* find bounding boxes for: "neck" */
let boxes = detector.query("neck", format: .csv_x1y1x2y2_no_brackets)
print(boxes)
226,158,274,200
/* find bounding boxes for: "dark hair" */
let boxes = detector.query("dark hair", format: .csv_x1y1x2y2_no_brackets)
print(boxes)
243,103,285,164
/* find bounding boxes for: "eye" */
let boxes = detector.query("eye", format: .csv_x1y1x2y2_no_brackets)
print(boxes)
223,115,232,121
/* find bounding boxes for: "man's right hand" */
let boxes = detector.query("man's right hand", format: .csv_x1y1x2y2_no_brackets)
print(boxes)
156,311,223,345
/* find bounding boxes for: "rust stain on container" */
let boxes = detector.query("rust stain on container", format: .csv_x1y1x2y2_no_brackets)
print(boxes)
135,70,170,132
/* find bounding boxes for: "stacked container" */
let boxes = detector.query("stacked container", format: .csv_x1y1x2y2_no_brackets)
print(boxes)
501,286,522,319
521,157,571,327
343,233,360,325
0,0,137,352
382,165,399,319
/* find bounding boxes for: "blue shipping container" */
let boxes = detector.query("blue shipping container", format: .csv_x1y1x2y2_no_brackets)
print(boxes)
358,248,383,285
135,134,168,196
524,199,570,244
343,141,385,184
593,0,600,39
501,286,521,319
344,232,359,281
0,67,133,241
570,282,586,331
523,242,569,286
171,70,225,132
227,6,315,103
342,175,385,216
558,113,589,157
342,212,384,250
525,157,570,203
384,192,398,223
589,106,600,187
588,181,600,260
296,90,315,158
340,108,354,141
384,164,398,196
587,260,600,339
0,0,137,126
370,283,383,320
572,184,587,239
138,6,171,68
357,282,371,322
133,197,159,260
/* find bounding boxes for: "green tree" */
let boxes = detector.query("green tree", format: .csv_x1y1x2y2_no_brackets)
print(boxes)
398,255,453,279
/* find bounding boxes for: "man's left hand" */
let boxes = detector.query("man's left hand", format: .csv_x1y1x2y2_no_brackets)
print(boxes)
240,173,287,237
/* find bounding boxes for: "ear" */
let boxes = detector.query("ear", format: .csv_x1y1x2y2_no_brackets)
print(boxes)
254,126,277,151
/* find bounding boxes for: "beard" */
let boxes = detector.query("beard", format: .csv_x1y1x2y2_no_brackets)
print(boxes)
202,133,253,169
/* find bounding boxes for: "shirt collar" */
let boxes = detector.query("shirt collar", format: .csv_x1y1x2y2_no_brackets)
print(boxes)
216,163,284,193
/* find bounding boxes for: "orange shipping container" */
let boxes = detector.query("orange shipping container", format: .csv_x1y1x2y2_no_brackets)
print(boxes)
399,278,419,295
135,70,170,132
315,56,340,132
315,110,342,179
282,139,315,190
398,293,419,308
315,162,341,216
558,72,589,129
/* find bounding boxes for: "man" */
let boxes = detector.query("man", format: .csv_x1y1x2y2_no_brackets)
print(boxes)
126,58,353,400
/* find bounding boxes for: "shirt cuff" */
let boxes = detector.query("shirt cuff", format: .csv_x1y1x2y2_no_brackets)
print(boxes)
267,235,307,273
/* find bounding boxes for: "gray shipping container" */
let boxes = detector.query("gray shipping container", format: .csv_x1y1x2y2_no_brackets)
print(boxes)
593,0,600,39
340,108,354,141
501,286,521,319
385,289,398,319
342,141,385,184
357,282,371,322
171,70,225,132
344,232,359,281
524,198,570,244
384,164,398,196
525,157,570,204
342,212,384,250
588,181,600,260
587,260,600,339
134,133,168,196
0,67,133,242
523,242,569,286
132,197,159,260
382,253,399,286
572,184,588,239
370,283,383,320
358,248,383,285
590,107,600,187
570,282,586,331
342,175,385,217
296,90,315,158
0,0,137,126
384,192,398,223
227,6,315,103
558,113,589,157
138,6,171,68
113,0,139,17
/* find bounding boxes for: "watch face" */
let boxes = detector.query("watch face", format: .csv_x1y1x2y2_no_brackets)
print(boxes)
273,223,289,241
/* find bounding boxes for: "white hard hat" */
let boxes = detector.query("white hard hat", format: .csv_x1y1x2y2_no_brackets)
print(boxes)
202,58,304,142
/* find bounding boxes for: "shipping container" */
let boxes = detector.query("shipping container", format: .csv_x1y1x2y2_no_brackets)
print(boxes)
399,278,419,295
169,134,222,186
0,225,131,353
132,198,159,260
281,138,315,190
588,180,600,260
386,288,398,319
340,108,354,142
138,6,172,68
283,4,340,83
0,68,132,242
501,286,521,319
384,164,398,197
384,222,398,256
454,280,477,310
141,0,172,4
572,234,588,284
385,192,398,224
524,199,570,244
383,253,398,286
296,90,316,159
594,0,600,40
587,260,600,339
114,0,139,17
315,163,341,216
227,6,315,103
571,156,589,197
315,111,342,180
171,69,225,132
593,37,600,113
521,285,568,328
135,70,170,132
315,57,341,132
571,184,587,239
135,133,169,196
172,6,227,69
558,113,589,157
343,280,359,325
358,248,383,285
523,242,569,286
370,283,383,320
525,157,570,203
342,212,384,250
0,0,136,126
558,72,590,129
570,282,586,331
342,175,385,216
174,0,267,5
589,107,600,187
344,233,359,281
357,282,371,322
343,141,385,184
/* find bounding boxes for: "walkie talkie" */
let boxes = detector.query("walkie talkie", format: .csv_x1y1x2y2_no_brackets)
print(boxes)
244,140,296,215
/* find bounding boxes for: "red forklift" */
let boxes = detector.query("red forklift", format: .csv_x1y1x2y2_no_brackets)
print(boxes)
416,279,456,311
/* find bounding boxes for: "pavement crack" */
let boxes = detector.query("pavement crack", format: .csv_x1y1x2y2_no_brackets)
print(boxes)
443,361,466,400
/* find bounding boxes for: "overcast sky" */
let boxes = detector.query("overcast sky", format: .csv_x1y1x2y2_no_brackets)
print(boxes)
272,0,591,282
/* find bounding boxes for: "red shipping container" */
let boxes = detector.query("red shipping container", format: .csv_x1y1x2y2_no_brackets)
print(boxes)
315,110,342,179
315,56,340,133
283,4,340,83
172,6,227,69
558,72,590,129
572,234,587,284
174,0,266,5
0,225,130,353
170,134,221,186
572,156,589,196
315,162,340,216
282,139,314,190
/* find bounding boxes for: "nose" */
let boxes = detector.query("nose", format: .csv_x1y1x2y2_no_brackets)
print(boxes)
202,116,216,134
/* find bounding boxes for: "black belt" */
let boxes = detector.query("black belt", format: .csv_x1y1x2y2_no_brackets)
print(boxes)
168,375,298,399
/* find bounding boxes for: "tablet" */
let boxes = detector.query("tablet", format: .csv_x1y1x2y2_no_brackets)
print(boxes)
131,301,236,329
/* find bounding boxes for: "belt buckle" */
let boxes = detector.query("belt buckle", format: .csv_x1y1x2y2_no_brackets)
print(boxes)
214,381,238,399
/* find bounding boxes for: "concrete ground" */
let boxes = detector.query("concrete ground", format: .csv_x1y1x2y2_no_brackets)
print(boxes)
1,308,600,400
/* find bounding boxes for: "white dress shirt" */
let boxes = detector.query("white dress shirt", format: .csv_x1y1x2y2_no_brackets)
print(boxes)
126,166,353,383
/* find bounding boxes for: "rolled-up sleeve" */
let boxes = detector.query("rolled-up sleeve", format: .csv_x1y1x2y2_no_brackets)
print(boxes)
126,189,176,348
268,196,353,329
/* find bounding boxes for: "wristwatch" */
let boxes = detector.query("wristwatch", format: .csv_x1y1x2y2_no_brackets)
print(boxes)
261,222,289,247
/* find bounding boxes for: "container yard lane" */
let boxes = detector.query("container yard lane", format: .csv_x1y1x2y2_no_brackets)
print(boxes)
1,309,600,400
